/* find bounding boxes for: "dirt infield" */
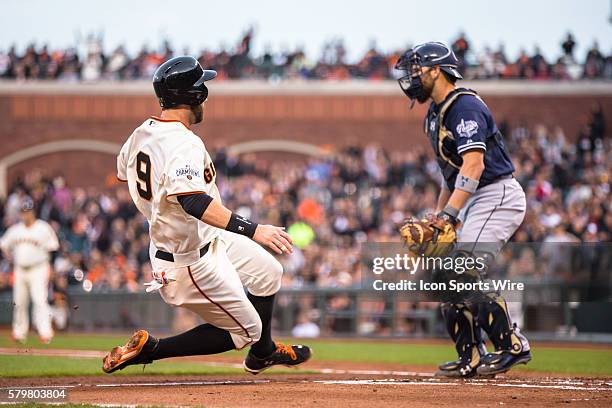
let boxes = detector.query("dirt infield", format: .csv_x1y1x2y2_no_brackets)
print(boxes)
2,353,612,408
2,372,612,407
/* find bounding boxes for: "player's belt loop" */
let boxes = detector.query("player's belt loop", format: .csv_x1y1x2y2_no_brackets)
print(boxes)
155,243,210,263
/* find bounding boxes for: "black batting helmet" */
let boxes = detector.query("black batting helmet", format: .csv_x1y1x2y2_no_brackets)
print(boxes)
395,42,462,101
153,56,217,109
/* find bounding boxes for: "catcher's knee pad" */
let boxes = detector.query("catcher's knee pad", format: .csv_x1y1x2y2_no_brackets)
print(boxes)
440,302,485,366
476,293,529,354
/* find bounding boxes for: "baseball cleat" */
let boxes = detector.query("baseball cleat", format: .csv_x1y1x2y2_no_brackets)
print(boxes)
243,342,311,375
435,358,479,378
11,335,26,345
39,336,53,345
102,329,158,374
476,350,532,376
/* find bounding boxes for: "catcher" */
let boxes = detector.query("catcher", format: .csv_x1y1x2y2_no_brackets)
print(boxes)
396,42,531,377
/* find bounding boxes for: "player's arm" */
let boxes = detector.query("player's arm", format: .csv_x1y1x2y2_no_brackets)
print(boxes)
116,139,129,182
435,181,452,213
177,193,293,255
443,150,485,217
167,143,292,255
44,222,60,276
0,228,14,259
210,183,222,205
438,108,487,224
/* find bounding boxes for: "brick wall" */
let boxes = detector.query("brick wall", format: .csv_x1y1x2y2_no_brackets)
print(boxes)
1,91,610,190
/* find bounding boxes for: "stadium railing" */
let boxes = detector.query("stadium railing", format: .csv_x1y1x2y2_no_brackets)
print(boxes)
0,282,610,342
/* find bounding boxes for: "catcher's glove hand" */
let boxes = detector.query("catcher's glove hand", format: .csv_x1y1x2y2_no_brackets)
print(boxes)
399,214,457,257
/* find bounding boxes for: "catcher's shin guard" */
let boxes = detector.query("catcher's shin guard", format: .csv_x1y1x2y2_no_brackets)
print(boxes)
476,293,532,375
436,302,485,378
477,293,530,353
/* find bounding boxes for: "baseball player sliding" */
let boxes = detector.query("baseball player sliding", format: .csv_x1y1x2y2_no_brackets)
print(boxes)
395,42,531,377
1,197,59,344
103,56,311,374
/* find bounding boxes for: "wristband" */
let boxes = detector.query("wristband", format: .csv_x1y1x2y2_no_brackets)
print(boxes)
455,174,479,193
438,205,459,226
226,213,258,238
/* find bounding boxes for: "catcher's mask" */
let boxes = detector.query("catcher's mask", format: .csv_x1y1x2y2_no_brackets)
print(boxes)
395,42,463,105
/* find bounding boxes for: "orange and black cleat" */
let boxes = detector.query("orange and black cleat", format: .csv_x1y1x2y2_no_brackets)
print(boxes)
243,342,311,375
102,330,159,374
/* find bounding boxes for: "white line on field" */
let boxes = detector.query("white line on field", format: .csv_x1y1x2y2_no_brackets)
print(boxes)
95,380,270,387
318,368,434,377
0,385,80,389
314,380,459,386
314,379,612,391
2,347,612,392
1,378,611,392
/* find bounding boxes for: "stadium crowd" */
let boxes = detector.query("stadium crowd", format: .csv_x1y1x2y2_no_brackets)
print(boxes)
0,110,609,334
0,31,610,81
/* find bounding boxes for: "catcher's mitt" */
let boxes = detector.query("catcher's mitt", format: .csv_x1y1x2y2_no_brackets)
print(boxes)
399,215,457,257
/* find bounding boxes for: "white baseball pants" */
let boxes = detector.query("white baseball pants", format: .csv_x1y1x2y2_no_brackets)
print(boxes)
12,263,54,341
152,231,283,350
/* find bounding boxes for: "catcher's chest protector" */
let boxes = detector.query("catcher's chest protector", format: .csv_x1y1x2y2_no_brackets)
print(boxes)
425,89,478,190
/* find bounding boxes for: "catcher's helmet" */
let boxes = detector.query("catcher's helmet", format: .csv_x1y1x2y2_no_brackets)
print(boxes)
20,196,34,212
153,56,217,109
395,42,462,101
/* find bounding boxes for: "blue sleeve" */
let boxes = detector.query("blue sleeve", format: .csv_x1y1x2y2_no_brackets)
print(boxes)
447,109,490,155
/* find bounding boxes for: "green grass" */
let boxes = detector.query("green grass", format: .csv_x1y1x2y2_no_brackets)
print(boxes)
300,340,456,365
0,354,321,378
296,340,612,375
0,355,244,377
1,333,612,377
0,333,135,352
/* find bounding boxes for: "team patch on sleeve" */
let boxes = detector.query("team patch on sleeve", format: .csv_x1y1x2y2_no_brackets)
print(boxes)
456,119,479,138
175,164,201,180
165,143,208,197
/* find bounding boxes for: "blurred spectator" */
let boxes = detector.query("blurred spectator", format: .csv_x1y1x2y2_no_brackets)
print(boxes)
0,49,11,77
531,46,550,79
451,31,470,71
291,311,321,338
0,30,610,81
584,41,605,78
50,274,69,330
0,117,610,337
0,120,609,299
105,46,129,80
561,32,576,60
589,102,606,142
81,34,103,81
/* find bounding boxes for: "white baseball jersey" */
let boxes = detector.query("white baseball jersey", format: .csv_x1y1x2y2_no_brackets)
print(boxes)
0,220,59,268
117,116,220,255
